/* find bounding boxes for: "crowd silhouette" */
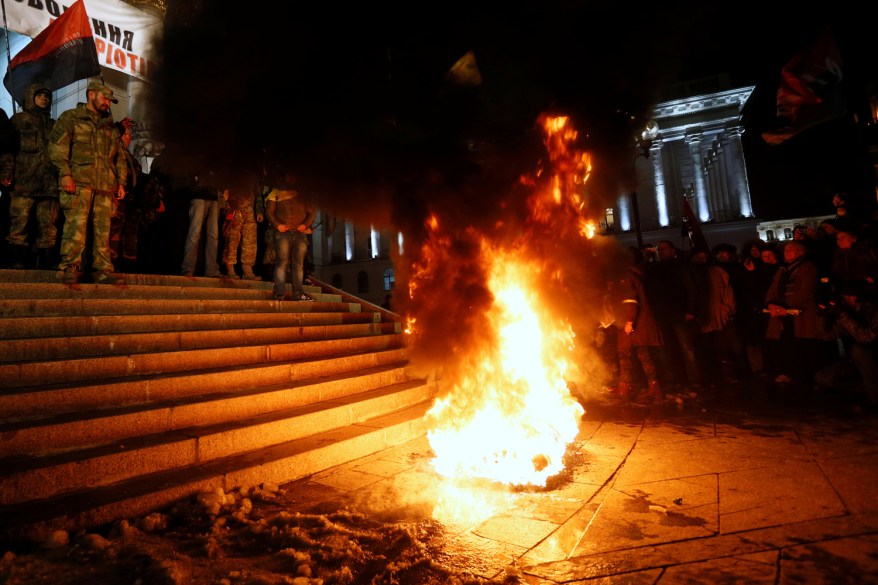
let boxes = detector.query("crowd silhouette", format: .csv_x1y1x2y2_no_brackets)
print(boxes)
1,84,877,407
599,200,878,410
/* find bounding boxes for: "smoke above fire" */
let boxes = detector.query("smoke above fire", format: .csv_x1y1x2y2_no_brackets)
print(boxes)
147,2,680,391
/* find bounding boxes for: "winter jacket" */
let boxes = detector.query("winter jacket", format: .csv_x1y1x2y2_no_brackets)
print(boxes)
691,264,736,333
5,83,57,196
48,103,126,194
615,265,662,348
765,258,820,340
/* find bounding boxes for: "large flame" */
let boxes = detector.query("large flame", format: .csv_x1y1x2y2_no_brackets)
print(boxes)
426,247,584,486
417,114,593,488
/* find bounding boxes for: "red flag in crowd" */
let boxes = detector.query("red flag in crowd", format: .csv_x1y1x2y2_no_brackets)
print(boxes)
3,0,101,107
762,27,846,146
681,196,708,251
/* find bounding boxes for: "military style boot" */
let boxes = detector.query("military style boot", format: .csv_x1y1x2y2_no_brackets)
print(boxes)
225,263,239,279
60,265,81,284
241,266,261,281
636,379,663,405
609,382,631,400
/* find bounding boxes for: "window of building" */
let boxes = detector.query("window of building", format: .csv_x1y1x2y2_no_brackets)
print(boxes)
765,230,775,242
370,226,380,259
344,221,354,261
357,271,369,293
783,228,793,240
332,274,343,288
384,268,395,291
605,208,615,230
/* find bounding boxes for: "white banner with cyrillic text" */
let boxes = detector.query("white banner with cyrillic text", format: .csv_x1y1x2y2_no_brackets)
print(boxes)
1,0,161,81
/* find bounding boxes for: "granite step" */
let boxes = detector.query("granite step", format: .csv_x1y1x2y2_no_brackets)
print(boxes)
0,332,406,390
0,375,436,504
0,270,431,544
0,347,410,422
0,320,400,362
0,309,380,340
0,401,434,543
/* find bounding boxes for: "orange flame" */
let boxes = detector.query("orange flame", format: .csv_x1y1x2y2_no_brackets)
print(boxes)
426,249,584,486
412,113,596,490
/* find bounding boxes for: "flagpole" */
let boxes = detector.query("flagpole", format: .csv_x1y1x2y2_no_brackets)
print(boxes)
0,0,16,113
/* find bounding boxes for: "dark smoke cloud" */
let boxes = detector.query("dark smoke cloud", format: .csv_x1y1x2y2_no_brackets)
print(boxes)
151,2,682,214
148,1,690,383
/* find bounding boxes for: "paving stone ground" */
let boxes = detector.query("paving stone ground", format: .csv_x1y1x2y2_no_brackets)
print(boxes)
294,378,878,583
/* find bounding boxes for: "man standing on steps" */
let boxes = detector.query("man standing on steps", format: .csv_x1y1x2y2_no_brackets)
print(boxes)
265,170,315,301
48,80,127,285
2,83,60,270
222,173,263,281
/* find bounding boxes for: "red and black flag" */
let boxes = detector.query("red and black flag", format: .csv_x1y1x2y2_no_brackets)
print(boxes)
3,0,101,107
761,26,845,146
681,196,708,251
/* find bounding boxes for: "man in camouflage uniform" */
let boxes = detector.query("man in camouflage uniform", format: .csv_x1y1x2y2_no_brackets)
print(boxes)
222,174,264,280
1,83,59,269
48,81,127,285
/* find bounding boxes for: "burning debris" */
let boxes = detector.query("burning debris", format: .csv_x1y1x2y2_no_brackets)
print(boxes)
401,115,611,490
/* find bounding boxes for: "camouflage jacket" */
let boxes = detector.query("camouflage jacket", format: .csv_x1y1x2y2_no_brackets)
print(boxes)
6,83,58,197
48,103,126,194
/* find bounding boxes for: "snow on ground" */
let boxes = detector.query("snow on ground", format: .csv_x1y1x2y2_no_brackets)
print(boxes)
0,479,529,585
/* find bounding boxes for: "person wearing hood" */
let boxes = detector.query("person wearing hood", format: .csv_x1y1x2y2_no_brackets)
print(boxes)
2,83,60,269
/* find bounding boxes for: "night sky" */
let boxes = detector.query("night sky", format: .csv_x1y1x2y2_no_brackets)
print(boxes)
151,2,878,224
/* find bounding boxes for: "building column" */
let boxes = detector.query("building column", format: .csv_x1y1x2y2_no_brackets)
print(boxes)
724,124,754,218
650,139,669,227
617,195,631,232
685,131,710,222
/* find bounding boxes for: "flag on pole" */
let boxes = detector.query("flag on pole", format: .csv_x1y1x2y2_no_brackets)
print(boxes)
3,0,101,107
761,27,845,146
681,196,708,251
445,51,482,86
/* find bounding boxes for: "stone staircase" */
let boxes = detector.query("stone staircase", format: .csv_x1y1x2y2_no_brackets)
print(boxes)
0,270,437,543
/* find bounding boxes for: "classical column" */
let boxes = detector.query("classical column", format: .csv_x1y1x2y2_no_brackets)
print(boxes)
617,195,631,232
685,132,710,222
650,139,669,226
724,124,754,217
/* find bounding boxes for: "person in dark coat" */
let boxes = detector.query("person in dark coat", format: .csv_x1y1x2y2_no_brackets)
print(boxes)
646,240,699,387
765,241,836,386
611,247,663,403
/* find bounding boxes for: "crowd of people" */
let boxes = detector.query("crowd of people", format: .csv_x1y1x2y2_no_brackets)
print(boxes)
599,197,878,411
2,81,877,405
0,80,317,301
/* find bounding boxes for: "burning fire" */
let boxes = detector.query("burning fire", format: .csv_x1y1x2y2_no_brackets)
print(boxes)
415,114,594,488
426,250,584,486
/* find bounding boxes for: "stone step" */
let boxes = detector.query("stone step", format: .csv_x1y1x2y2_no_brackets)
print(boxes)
0,270,430,544
0,310,380,340
0,333,406,390
0,347,410,422
0,361,417,459
0,281,336,302
0,297,360,318
0,376,436,505
0,268,300,292
0,401,433,542
0,320,401,362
